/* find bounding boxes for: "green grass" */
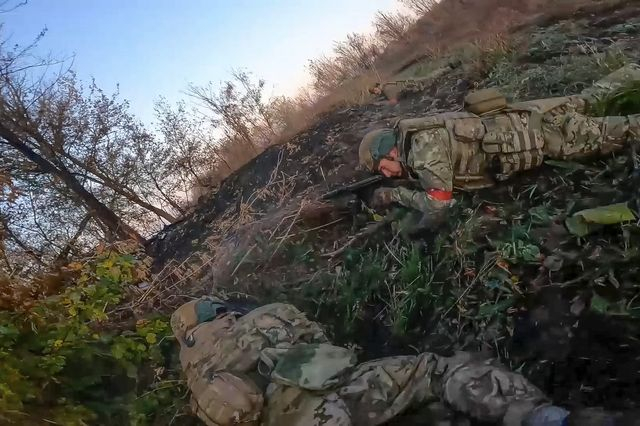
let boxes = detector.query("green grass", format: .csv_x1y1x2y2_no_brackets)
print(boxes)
487,48,628,99
296,204,520,347
590,80,640,116
333,248,387,330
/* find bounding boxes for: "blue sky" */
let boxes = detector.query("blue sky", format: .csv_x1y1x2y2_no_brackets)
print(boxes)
4,0,397,124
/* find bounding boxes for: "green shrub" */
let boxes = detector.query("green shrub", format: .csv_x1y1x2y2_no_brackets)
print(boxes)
0,249,185,425
590,81,640,116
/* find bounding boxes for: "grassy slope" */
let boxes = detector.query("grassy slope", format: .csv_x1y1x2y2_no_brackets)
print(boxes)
148,3,640,416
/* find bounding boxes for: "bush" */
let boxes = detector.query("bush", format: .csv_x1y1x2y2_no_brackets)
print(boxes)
0,246,185,425
590,81,640,116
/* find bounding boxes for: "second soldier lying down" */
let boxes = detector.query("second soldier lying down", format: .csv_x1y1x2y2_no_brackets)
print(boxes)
171,297,576,426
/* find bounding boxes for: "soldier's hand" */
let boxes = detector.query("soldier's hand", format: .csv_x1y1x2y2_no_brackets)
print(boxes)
371,187,395,209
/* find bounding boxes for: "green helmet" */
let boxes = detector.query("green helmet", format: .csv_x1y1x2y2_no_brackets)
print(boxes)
358,129,397,172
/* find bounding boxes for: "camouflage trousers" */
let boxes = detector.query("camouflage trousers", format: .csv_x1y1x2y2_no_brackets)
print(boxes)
262,349,546,426
542,109,640,160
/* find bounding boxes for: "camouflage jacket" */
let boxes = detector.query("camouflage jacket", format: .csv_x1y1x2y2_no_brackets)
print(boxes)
172,300,548,426
388,99,634,219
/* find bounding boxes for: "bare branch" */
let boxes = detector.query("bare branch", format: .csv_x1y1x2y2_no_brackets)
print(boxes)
0,0,28,13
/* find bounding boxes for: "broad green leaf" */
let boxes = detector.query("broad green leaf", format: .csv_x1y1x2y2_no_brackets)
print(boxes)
576,203,636,225
565,215,592,237
590,293,610,314
566,203,636,236
520,244,541,263
145,333,157,345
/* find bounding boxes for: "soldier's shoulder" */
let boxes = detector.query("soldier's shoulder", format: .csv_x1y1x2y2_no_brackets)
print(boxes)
245,303,305,319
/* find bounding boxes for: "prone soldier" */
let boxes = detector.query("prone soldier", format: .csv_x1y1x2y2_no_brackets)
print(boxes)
369,60,462,105
359,64,640,226
171,297,576,426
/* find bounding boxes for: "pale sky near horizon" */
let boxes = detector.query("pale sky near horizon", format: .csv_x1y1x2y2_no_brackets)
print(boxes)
4,0,398,125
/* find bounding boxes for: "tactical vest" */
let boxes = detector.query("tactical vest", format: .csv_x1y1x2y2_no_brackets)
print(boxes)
482,96,581,180
394,96,586,188
395,112,493,190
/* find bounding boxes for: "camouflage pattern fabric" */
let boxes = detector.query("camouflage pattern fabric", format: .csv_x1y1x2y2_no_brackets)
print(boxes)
543,107,630,159
171,301,328,425
270,343,357,390
390,128,455,216
173,299,549,426
375,65,640,219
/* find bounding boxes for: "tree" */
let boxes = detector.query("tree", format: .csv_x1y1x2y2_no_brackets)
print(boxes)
399,0,438,16
188,78,260,155
308,33,381,95
0,122,145,244
151,98,224,206
374,11,416,45
188,70,285,148
0,28,164,258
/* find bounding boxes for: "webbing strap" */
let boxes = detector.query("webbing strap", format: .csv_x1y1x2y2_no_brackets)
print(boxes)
528,111,543,147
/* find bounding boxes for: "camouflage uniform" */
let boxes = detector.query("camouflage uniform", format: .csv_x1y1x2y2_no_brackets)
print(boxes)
360,64,640,221
172,298,548,426
373,62,460,102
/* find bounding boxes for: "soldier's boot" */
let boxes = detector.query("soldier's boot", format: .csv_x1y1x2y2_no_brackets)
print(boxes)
523,405,569,426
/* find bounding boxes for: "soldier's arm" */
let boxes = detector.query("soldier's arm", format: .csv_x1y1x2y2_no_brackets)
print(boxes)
388,128,454,225
389,186,452,220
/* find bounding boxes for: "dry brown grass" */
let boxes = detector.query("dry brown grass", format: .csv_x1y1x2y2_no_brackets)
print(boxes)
270,72,381,145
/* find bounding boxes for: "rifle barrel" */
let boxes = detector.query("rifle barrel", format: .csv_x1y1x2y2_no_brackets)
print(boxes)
321,175,383,200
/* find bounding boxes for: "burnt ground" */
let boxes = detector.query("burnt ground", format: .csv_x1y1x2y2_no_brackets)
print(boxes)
146,3,640,422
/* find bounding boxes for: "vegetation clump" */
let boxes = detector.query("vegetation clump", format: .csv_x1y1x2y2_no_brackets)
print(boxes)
0,244,184,425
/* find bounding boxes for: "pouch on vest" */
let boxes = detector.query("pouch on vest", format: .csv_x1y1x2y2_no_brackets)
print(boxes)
450,117,494,189
464,88,507,115
482,112,545,180
270,343,356,391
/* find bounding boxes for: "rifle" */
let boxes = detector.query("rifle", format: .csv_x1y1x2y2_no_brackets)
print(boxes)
321,175,384,200
321,175,418,201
